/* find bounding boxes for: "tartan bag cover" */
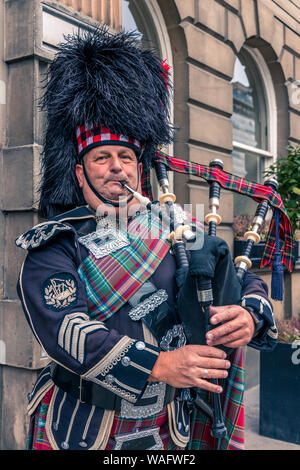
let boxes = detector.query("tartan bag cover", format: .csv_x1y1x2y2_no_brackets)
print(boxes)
187,347,245,450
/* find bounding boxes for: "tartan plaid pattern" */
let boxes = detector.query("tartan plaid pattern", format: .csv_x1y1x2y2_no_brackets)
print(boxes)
187,347,245,450
78,211,171,321
76,124,142,159
145,152,294,273
26,388,54,450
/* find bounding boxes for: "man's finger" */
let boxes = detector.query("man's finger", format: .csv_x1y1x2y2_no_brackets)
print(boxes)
193,345,227,359
210,305,236,315
194,379,223,394
206,318,241,343
196,357,231,370
209,306,240,325
208,329,245,347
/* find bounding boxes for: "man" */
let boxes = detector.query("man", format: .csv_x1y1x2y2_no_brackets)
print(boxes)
16,27,276,450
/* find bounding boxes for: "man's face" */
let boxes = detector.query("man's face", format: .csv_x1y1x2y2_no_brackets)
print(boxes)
75,145,142,212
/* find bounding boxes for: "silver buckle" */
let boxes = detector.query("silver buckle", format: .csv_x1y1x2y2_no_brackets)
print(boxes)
114,427,163,450
120,382,166,418
78,229,129,258
160,324,186,351
128,289,168,321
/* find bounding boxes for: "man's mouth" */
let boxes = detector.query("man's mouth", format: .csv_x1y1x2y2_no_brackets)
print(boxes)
108,179,127,186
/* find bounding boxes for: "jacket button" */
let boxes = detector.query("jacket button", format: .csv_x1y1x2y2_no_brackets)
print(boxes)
121,356,131,366
61,441,69,450
135,341,145,350
105,374,114,384
79,441,88,448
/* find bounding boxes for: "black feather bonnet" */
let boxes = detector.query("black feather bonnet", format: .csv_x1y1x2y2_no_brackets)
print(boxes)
39,26,174,218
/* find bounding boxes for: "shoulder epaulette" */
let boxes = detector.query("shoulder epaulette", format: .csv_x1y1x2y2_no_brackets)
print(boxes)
15,221,75,251
15,206,95,251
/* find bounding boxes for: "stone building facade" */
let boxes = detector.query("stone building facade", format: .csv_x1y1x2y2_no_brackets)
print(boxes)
0,0,299,449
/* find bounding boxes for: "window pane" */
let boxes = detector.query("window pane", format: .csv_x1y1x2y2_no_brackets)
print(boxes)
231,54,268,151
232,149,264,182
232,50,269,220
121,0,162,56
233,149,265,216
122,0,142,36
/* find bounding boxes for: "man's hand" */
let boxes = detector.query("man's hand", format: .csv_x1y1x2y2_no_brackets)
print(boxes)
206,305,256,348
148,345,231,393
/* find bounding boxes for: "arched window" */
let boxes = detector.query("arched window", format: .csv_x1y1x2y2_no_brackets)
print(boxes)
231,46,277,216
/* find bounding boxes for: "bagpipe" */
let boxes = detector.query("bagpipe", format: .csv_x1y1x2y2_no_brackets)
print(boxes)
121,152,294,447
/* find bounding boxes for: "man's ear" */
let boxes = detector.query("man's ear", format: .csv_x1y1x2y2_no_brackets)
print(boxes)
75,164,84,188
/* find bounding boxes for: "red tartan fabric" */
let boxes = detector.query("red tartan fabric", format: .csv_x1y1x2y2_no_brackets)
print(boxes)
76,125,142,158
27,388,54,450
187,347,245,450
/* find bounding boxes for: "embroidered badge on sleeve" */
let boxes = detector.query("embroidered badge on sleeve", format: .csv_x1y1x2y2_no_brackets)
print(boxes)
42,273,78,310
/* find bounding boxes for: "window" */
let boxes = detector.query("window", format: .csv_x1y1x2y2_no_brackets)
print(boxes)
231,46,276,216
122,1,142,38
122,0,165,57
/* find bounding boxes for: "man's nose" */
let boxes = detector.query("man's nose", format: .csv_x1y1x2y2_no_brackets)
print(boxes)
109,155,123,172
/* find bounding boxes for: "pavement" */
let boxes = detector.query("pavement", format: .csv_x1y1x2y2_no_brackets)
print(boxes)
244,384,300,450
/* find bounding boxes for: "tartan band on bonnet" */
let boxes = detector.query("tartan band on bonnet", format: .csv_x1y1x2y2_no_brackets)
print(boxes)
76,125,143,160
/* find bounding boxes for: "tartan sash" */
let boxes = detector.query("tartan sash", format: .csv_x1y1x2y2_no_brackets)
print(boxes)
77,211,171,322
141,152,294,273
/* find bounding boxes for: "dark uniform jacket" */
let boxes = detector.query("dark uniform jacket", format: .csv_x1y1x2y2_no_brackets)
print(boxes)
16,206,277,450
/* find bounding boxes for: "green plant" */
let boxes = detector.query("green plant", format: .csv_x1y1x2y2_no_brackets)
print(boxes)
264,145,300,233
276,317,300,343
